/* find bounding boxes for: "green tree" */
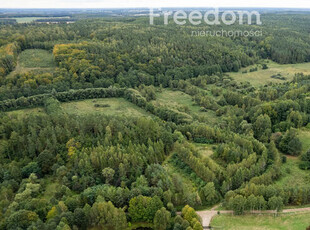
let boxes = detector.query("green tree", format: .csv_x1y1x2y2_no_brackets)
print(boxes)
37,150,55,174
267,141,281,165
279,129,302,156
182,205,201,224
268,196,283,212
153,207,171,230
300,149,310,170
200,182,218,205
246,194,257,212
230,195,246,215
193,220,203,230
21,162,41,178
253,114,272,142
89,201,127,230
287,111,303,128
256,195,267,211
128,195,163,223
73,208,87,230
102,167,115,184
6,210,39,230
56,218,72,230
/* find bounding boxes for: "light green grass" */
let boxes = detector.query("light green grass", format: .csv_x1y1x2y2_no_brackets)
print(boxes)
156,89,201,113
61,98,151,117
194,143,215,158
15,17,46,23
5,98,150,118
230,61,310,86
285,204,310,209
165,158,212,211
155,89,218,124
299,129,310,154
275,158,310,188
211,213,310,230
19,49,55,68
0,17,46,23
6,49,55,79
8,17,70,23
162,152,200,200
163,161,197,192
6,107,44,117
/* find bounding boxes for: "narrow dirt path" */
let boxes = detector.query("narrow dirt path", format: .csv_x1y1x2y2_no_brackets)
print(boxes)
283,207,310,213
195,205,233,228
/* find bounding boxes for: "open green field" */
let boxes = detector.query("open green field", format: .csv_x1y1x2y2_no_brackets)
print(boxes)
19,49,55,68
6,98,151,118
155,89,218,124
6,49,56,79
156,89,201,114
275,157,310,188
61,98,151,117
162,151,200,199
163,161,197,193
4,17,70,23
2,17,46,23
6,107,44,117
299,129,310,154
163,161,212,211
211,213,310,230
15,17,47,23
194,143,215,158
230,61,310,86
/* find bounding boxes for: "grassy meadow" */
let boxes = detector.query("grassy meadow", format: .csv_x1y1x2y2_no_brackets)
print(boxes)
299,128,310,154
211,213,310,230
275,157,310,188
6,98,151,118
6,49,56,79
194,143,215,158
19,49,56,68
9,17,70,23
163,161,197,193
155,89,202,114
6,107,44,117
61,98,150,117
230,61,310,86
155,89,219,125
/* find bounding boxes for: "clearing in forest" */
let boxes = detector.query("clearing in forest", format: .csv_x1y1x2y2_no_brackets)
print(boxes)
194,143,215,158
230,61,310,86
6,98,151,118
6,107,44,117
155,89,218,124
19,49,56,68
61,98,151,117
275,157,310,188
6,49,56,79
299,128,310,153
211,212,310,230
273,128,310,188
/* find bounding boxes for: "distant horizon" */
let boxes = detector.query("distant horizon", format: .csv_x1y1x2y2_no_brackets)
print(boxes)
1,0,310,10
1,7,310,10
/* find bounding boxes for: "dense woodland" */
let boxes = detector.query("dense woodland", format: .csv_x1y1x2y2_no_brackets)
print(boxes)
0,10,310,230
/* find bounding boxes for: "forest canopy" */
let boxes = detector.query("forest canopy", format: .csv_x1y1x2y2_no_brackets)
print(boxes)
0,9,310,230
